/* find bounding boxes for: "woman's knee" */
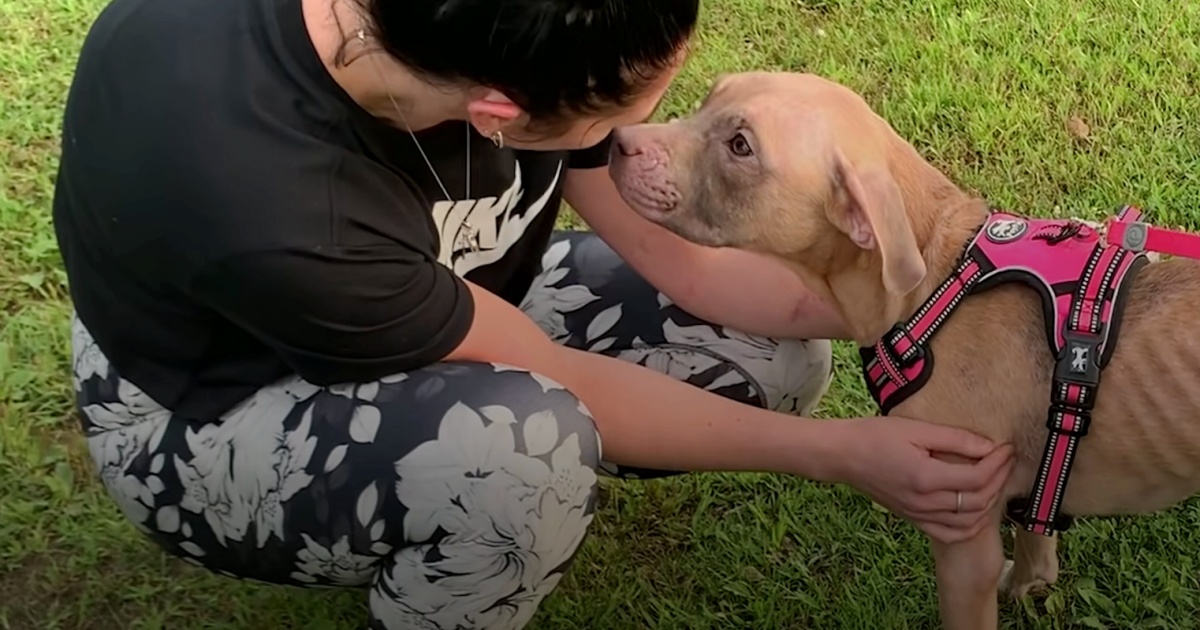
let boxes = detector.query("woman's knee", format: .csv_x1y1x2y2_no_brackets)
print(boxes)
401,362,604,474
393,363,602,537
758,337,835,416
611,334,834,416
692,332,833,416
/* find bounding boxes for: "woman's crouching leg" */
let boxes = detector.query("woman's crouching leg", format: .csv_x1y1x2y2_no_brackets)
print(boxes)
364,363,602,630
74,316,599,630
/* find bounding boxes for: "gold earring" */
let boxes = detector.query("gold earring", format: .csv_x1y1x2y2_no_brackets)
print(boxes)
489,130,504,149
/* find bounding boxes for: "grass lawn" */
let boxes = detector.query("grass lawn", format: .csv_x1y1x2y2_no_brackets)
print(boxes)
3,0,1200,627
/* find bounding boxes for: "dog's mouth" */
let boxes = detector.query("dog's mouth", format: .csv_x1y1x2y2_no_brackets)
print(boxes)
609,159,680,220
623,193,678,223
608,150,740,249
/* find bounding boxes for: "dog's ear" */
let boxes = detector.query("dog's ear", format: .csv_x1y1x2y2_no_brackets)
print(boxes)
826,150,926,295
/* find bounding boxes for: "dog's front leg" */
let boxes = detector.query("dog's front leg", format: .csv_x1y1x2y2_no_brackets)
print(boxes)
999,528,1059,599
930,511,1006,630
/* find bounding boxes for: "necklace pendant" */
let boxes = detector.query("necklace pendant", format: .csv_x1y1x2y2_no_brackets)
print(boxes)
460,221,481,253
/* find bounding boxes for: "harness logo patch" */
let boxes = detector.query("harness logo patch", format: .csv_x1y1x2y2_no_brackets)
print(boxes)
984,218,1029,243
1069,345,1090,373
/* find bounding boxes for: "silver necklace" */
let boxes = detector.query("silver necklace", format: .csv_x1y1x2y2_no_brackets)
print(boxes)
358,28,481,254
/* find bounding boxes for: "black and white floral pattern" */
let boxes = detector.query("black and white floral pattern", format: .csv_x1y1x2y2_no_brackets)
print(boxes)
73,230,833,629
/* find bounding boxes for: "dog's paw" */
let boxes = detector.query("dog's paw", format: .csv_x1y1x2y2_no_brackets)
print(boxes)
998,559,1055,600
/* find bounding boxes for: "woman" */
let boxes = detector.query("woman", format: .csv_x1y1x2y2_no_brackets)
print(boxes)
52,0,1014,627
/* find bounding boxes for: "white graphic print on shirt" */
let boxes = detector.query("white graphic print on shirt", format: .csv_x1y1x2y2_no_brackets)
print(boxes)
430,160,564,277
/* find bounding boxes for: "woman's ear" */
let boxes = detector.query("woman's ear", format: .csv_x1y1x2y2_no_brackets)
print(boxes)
466,88,523,136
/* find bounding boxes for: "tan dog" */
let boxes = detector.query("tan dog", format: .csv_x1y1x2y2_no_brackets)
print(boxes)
608,71,1200,629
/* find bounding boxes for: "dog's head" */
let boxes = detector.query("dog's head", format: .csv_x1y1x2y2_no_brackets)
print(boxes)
609,71,927,298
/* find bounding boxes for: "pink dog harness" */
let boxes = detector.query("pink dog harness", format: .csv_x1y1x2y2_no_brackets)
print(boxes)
858,205,1170,536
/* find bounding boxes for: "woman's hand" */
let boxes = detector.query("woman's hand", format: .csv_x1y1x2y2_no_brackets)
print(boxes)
833,416,1015,544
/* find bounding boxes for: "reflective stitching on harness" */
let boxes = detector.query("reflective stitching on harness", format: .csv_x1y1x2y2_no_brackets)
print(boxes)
859,205,1158,536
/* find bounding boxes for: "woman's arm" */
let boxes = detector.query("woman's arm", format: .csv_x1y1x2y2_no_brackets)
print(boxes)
446,280,842,477
444,280,1012,543
563,166,848,341
193,206,1011,544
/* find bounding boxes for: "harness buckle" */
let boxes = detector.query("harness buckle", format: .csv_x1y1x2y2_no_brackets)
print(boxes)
1054,328,1103,388
1046,403,1092,438
1005,498,1076,533
879,324,924,368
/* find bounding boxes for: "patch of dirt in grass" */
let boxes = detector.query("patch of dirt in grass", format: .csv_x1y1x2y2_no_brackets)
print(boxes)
0,549,162,630
0,553,66,630
0,137,59,197
1065,115,1092,141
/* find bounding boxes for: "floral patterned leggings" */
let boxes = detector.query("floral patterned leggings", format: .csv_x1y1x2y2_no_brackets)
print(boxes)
73,231,834,630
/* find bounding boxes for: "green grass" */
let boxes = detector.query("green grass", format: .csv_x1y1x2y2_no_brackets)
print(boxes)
3,0,1200,627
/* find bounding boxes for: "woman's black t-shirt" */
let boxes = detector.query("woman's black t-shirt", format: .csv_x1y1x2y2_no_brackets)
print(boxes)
52,0,611,421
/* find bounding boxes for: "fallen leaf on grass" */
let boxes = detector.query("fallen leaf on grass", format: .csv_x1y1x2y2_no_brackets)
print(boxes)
1066,116,1091,141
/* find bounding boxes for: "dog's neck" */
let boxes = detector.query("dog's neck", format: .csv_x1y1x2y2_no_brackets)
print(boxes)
823,137,991,346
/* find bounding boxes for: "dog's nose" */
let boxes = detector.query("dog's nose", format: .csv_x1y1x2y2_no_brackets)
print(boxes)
612,128,643,157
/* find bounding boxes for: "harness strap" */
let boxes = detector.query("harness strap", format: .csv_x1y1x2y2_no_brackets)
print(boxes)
862,257,986,413
1106,211,1200,258
1005,206,1148,535
1007,236,1135,536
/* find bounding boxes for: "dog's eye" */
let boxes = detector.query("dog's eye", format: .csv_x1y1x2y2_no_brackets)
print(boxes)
727,132,753,157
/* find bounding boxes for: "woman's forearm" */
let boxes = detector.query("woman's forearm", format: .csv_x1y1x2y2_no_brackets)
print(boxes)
549,342,853,481
671,246,849,340
447,279,854,481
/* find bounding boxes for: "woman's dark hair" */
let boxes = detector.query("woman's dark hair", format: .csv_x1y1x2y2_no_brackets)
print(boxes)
353,0,699,129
